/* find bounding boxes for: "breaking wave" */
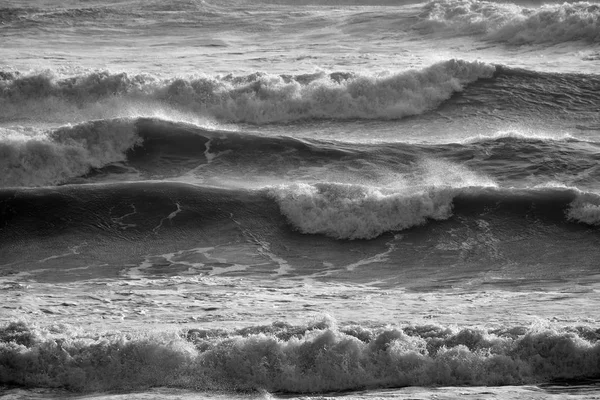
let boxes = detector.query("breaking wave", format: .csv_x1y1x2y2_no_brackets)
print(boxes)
567,190,600,226
0,119,140,187
0,59,495,124
416,0,600,44
3,180,598,243
269,182,600,239
1,319,600,393
269,182,459,240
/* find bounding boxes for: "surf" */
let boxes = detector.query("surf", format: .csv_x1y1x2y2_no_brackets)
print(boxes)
1,318,599,393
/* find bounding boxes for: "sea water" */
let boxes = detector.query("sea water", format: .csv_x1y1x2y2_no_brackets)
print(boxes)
1,0,600,398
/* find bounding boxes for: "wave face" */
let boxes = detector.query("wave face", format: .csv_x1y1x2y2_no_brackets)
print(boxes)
416,0,600,44
1,320,600,393
1,181,598,244
3,115,600,189
453,65,600,121
0,60,495,124
2,181,598,290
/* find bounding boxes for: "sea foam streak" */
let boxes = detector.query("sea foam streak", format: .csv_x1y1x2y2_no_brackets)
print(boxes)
417,0,600,44
2,319,600,393
1,59,495,123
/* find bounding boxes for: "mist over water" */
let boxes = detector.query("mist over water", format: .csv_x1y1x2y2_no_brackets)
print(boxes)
1,0,600,399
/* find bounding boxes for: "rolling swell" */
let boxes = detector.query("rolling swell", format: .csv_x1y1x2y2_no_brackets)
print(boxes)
1,319,600,393
106,126,600,189
1,181,598,243
416,0,600,44
1,59,495,123
0,182,273,241
133,117,354,165
3,117,600,188
432,133,600,187
2,181,600,283
0,117,361,187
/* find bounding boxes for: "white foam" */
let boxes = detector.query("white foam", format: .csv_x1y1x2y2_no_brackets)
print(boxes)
269,182,456,240
459,129,578,144
2,317,599,393
487,2,600,45
208,59,494,123
567,191,600,225
268,158,496,239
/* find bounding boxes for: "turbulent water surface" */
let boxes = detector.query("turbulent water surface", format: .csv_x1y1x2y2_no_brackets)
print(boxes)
1,0,600,399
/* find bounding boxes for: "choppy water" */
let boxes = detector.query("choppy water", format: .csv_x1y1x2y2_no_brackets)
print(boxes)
1,0,600,399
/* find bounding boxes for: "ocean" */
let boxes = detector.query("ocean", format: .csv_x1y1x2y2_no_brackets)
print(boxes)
1,0,600,398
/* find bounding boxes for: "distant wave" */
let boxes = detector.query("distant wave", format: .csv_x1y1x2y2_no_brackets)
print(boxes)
416,0,600,44
1,319,600,393
0,59,495,124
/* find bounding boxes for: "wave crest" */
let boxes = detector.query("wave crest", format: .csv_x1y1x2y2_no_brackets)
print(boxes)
269,182,457,240
1,60,495,123
0,119,140,187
